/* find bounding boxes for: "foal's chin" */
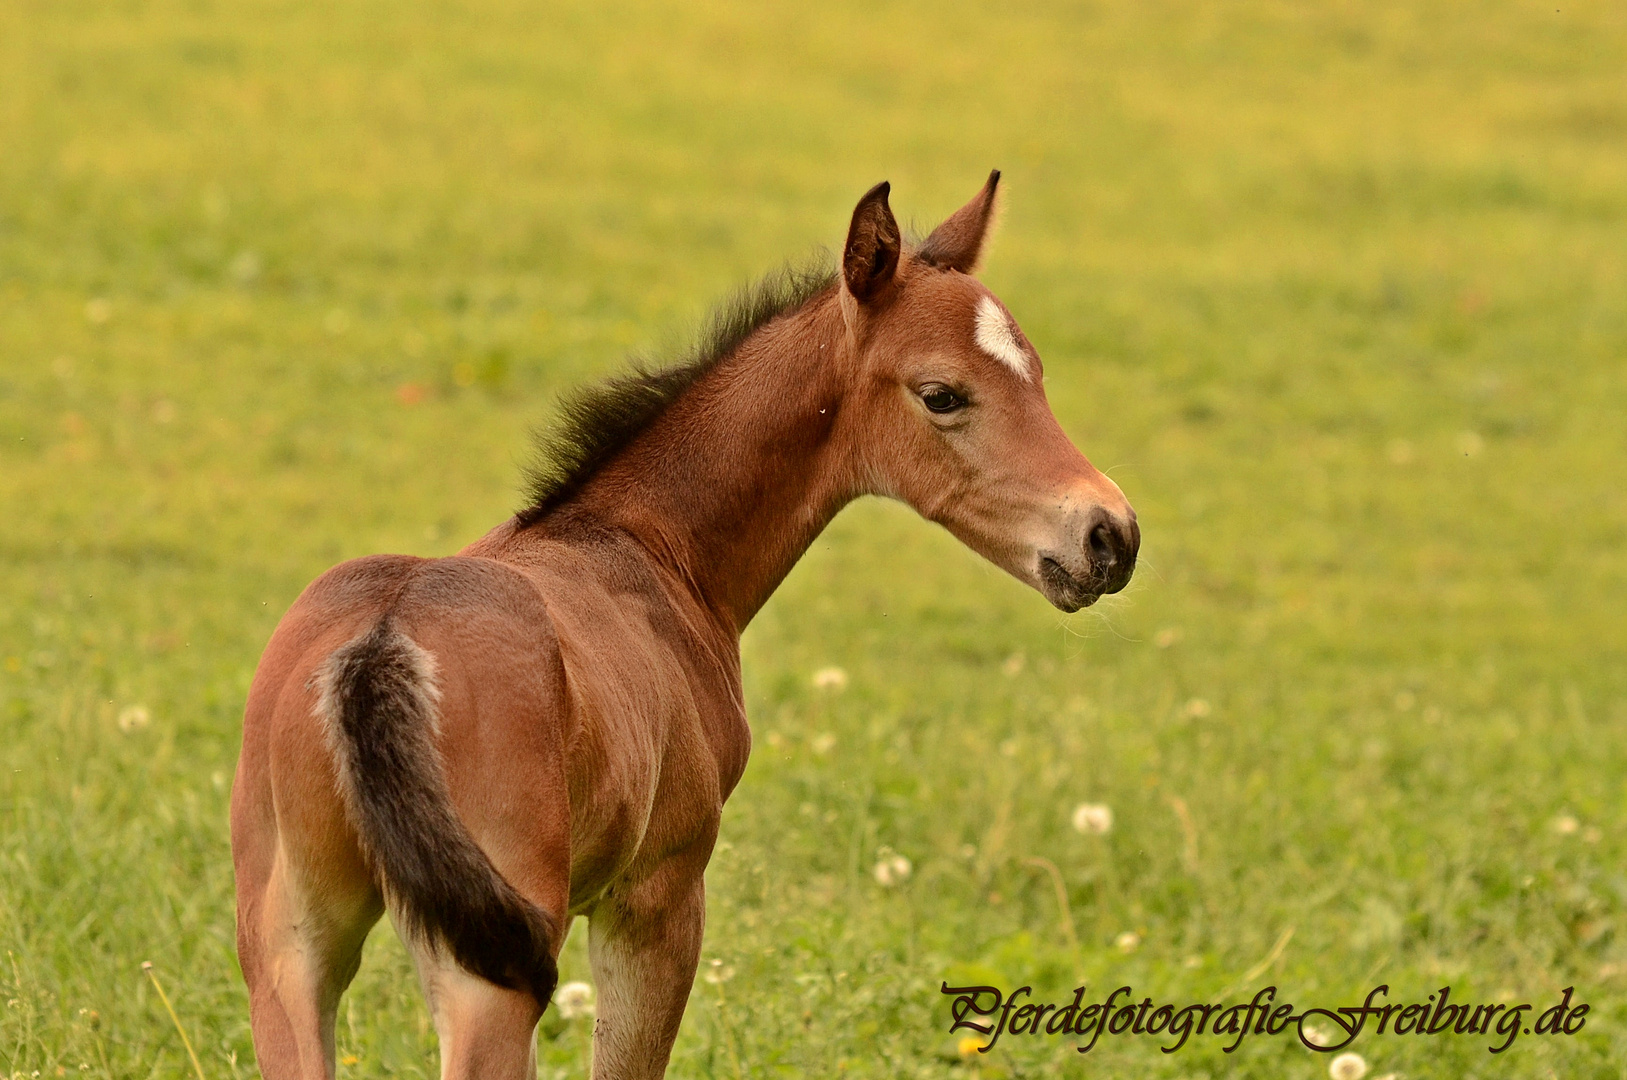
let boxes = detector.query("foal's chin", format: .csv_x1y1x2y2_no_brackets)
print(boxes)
1036,557,1103,612
1045,589,1102,613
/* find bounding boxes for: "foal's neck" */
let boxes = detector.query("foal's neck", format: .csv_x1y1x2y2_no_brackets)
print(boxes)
511,291,862,634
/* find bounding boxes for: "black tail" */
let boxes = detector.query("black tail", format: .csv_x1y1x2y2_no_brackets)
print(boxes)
319,620,559,1005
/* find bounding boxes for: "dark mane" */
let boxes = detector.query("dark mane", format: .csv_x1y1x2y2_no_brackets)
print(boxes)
516,258,837,525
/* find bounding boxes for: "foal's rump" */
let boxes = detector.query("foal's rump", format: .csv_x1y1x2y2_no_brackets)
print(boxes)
295,555,573,1004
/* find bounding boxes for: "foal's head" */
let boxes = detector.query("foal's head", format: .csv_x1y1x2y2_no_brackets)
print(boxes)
837,173,1138,611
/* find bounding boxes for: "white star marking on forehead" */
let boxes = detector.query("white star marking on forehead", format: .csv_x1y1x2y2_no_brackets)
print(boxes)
973,295,1031,380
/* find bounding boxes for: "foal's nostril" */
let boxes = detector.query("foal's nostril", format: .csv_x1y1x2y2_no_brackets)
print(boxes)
1089,524,1117,566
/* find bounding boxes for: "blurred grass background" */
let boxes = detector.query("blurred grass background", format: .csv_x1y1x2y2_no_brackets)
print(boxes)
2,0,1625,1076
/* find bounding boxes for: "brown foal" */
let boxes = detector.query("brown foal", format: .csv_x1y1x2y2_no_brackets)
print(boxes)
231,173,1138,1080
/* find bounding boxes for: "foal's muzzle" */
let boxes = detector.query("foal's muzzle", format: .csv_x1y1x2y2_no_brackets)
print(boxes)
1037,507,1139,612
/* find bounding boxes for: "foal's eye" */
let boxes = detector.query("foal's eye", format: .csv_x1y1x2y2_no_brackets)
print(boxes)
920,385,965,414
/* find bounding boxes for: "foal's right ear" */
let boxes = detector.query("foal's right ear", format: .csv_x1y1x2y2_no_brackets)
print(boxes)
918,170,1000,273
842,181,901,304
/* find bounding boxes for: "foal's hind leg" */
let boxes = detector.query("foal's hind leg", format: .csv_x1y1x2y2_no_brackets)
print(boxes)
234,723,383,1080
236,846,382,1080
407,932,544,1080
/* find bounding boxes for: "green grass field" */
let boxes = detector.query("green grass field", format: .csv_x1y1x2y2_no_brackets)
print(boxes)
3,1,1626,1076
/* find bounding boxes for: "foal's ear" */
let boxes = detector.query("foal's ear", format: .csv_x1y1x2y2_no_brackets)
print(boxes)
842,181,902,304
917,169,1001,273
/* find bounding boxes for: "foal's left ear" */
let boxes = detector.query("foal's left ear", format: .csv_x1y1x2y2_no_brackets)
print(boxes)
917,169,1001,273
843,181,902,304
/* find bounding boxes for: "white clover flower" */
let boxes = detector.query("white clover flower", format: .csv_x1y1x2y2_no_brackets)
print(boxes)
1072,803,1113,835
1114,930,1140,953
811,666,848,691
703,958,735,985
872,847,912,887
117,705,151,732
552,981,595,1019
1329,1051,1368,1080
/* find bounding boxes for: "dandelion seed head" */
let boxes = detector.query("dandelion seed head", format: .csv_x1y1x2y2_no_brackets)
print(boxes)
703,958,735,984
552,981,595,1019
1329,1051,1368,1080
810,732,836,755
811,666,848,691
1181,698,1211,719
872,848,911,887
1071,803,1113,835
1114,930,1140,953
117,705,151,733
1552,814,1580,835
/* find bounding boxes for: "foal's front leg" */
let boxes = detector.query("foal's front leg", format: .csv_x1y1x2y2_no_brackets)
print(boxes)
586,856,707,1080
